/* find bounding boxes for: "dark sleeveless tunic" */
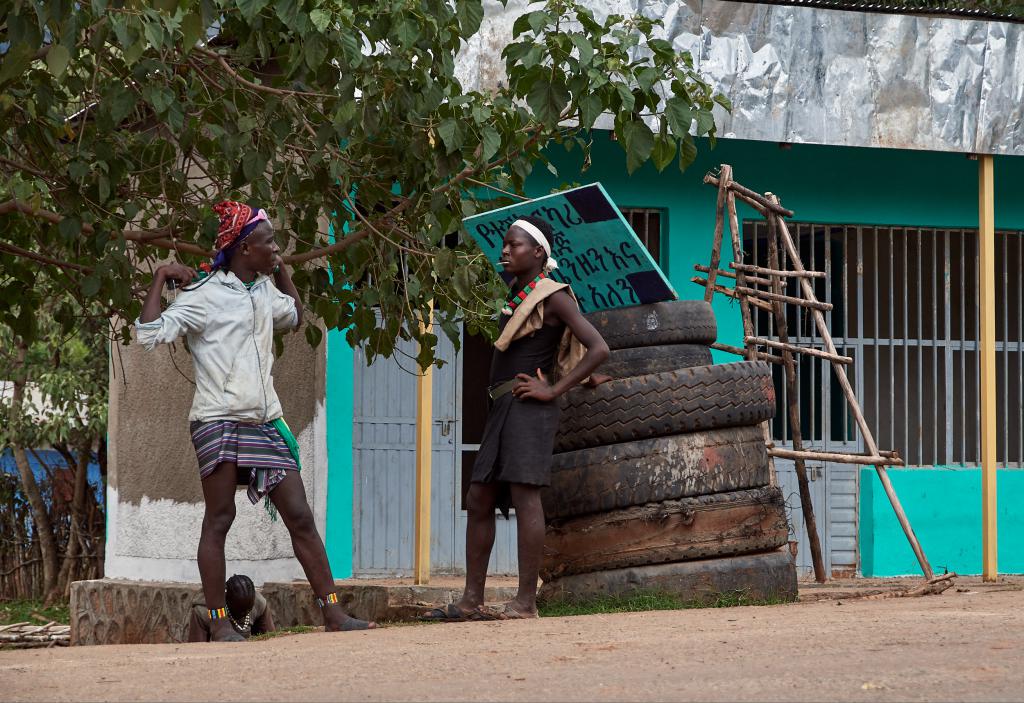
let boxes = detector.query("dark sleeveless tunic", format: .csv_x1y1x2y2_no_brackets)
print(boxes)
472,313,566,518
489,317,564,385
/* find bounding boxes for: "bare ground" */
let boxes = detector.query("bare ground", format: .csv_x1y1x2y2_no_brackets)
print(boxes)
3,577,1022,702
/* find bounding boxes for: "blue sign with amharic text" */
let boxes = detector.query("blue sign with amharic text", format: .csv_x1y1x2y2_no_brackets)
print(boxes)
463,183,676,314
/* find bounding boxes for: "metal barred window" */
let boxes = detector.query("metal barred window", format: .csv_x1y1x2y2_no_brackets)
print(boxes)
743,222,1024,467
622,208,663,264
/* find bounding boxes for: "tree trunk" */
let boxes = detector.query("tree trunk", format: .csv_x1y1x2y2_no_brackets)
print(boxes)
8,341,60,601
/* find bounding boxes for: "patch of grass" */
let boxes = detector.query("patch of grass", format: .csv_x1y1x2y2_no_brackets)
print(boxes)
538,589,792,618
249,624,319,641
0,599,70,626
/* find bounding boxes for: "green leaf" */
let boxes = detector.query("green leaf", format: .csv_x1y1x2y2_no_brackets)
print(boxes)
305,324,323,348
81,275,101,297
143,85,173,114
58,217,82,241
452,267,471,300
456,0,484,35
106,86,137,125
480,126,501,161
45,45,71,78
679,133,698,172
394,18,418,47
123,38,146,65
238,0,271,21
621,120,655,175
527,11,550,33
180,13,204,50
713,93,733,112
665,97,693,138
695,109,716,137
309,9,331,32
613,83,635,114
570,34,594,66
305,34,328,70
635,66,661,93
437,118,461,155
0,44,35,86
242,151,267,182
651,133,676,172
526,77,570,125
435,248,455,280
578,93,603,130
647,38,674,60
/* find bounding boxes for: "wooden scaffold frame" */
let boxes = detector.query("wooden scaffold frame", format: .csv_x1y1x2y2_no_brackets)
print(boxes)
695,164,948,587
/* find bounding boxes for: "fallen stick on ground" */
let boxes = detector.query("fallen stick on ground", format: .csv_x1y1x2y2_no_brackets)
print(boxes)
803,574,958,603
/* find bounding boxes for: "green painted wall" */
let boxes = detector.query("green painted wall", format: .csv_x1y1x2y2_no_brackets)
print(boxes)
526,134,1024,576
860,468,1024,576
529,136,1024,356
325,328,354,578
322,132,1024,576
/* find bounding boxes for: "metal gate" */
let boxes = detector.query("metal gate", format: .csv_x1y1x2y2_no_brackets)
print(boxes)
351,327,518,576
745,221,1024,577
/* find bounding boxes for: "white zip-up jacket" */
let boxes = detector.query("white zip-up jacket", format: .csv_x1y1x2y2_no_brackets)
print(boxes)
135,270,299,424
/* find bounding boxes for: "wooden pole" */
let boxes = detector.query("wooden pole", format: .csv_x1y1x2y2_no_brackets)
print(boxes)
704,166,730,303
744,336,853,364
692,277,774,312
765,203,826,583
736,286,834,311
722,182,778,488
414,309,434,585
768,448,905,467
774,213,934,579
979,154,998,581
731,262,826,279
710,342,784,364
703,174,796,217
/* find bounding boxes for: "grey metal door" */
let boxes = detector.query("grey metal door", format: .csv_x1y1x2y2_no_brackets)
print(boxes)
745,222,861,578
351,328,458,576
352,326,518,576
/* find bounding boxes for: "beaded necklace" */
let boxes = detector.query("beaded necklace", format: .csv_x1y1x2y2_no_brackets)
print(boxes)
227,606,252,632
502,272,546,316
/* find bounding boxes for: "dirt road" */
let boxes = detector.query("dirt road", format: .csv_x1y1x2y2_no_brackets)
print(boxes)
4,582,1021,702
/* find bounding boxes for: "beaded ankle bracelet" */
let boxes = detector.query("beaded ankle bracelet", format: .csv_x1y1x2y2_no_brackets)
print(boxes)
317,592,339,608
209,606,228,620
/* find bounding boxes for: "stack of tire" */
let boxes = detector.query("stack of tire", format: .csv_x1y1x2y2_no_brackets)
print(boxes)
537,301,798,605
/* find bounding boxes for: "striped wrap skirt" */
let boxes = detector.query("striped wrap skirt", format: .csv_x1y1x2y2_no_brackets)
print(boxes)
190,420,299,506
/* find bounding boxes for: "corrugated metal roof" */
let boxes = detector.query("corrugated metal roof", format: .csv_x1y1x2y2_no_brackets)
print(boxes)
746,0,1024,22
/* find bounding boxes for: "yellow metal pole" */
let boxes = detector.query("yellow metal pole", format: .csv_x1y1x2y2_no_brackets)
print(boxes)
413,309,434,585
979,154,998,582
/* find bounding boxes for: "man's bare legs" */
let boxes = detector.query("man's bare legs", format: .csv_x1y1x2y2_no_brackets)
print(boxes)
269,471,376,630
507,483,545,616
453,482,498,614
197,462,244,642
454,481,545,617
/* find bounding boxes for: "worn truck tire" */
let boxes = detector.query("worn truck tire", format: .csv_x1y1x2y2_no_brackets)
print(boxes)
601,344,713,379
585,301,717,350
554,362,775,453
541,487,789,580
537,548,798,605
543,425,769,521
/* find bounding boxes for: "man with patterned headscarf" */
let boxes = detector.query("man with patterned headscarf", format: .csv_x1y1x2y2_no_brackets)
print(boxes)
135,201,376,640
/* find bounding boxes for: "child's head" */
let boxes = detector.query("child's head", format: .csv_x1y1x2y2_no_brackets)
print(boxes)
225,574,255,615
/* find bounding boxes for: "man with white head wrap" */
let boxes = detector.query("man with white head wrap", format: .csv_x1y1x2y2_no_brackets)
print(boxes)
421,215,611,622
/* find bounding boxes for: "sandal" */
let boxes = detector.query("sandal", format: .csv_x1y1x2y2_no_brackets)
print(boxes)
418,604,502,623
418,603,473,623
318,592,378,630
